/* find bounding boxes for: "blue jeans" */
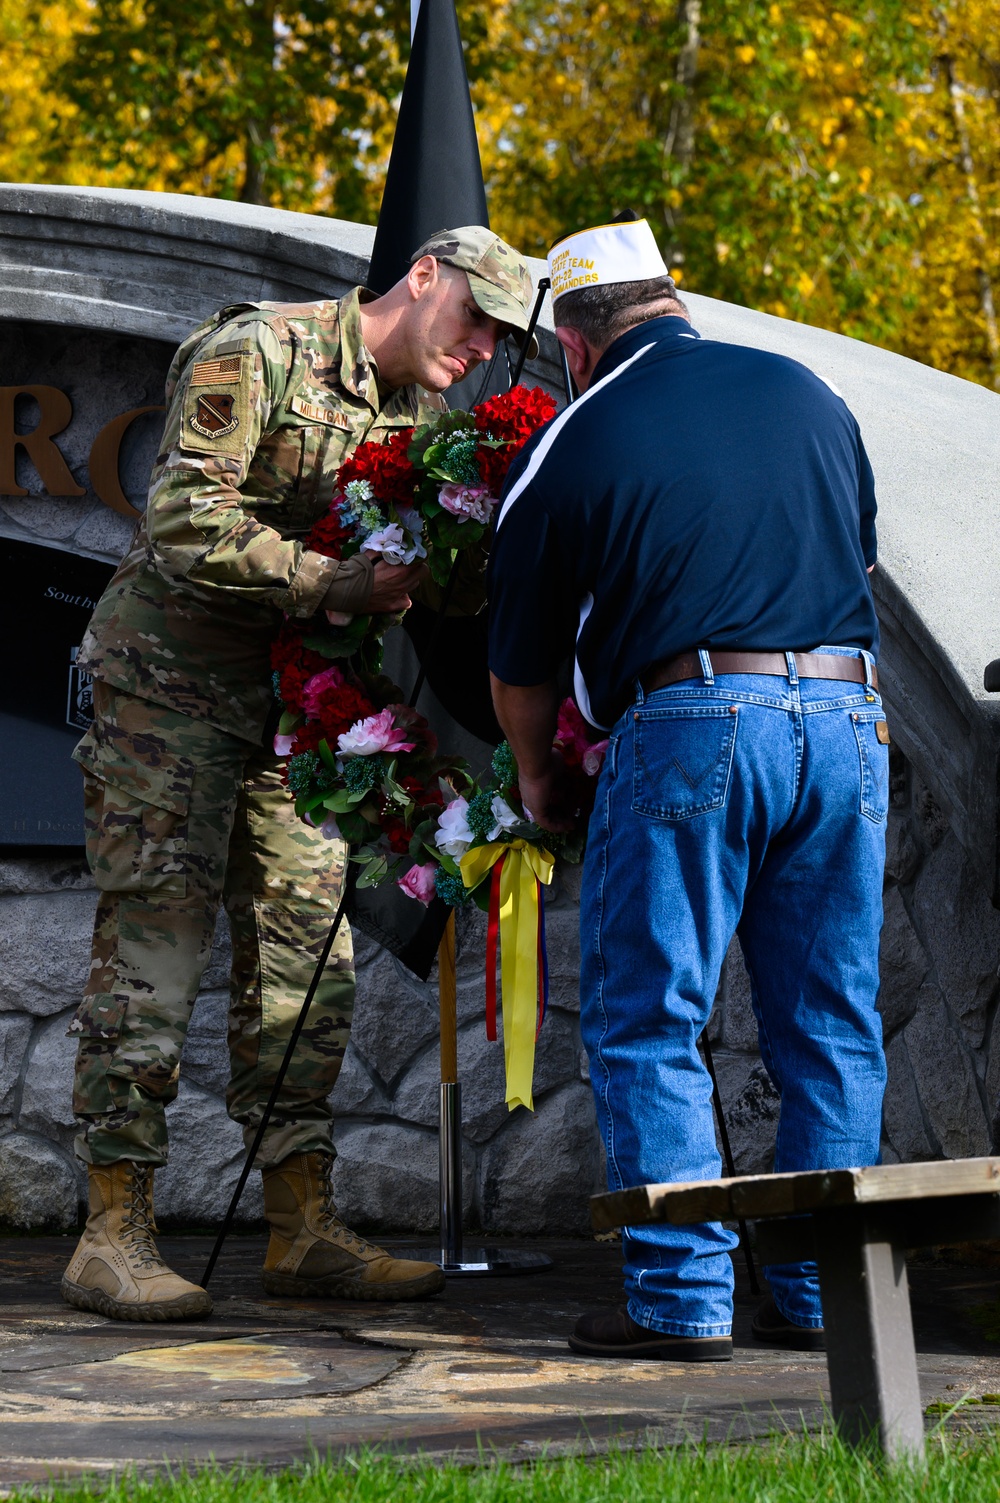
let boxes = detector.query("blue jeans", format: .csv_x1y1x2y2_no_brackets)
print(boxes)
579,649,888,1336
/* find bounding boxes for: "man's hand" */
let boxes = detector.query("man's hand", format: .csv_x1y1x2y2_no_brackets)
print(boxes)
518,753,576,834
368,559,428,613
325,559,428,624
490,675,572,832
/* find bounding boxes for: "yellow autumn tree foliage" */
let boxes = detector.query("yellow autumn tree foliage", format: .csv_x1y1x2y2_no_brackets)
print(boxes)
0,0,404,216
893,0,1000,387
471,0,1000,387
0,0,998,388
0,0,90,186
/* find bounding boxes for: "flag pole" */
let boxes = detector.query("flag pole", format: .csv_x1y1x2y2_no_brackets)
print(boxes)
437,912,462,1265
425,909,552,1277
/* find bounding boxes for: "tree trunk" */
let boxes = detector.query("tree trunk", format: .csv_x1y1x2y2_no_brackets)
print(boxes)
937,11,1000,390
661,0,701,260
663,0,701,172
239,0,277,205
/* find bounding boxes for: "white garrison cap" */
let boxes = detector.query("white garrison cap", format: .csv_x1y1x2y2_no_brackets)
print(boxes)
547,218,669,302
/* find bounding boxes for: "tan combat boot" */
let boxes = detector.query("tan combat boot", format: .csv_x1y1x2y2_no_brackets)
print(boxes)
61,1162,213,1322
261,1152,445,1301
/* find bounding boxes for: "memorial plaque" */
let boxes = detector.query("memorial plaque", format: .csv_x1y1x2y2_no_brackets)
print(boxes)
0,536,114,845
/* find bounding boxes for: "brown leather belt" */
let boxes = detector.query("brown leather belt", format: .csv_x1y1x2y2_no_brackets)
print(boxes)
642,650,877,694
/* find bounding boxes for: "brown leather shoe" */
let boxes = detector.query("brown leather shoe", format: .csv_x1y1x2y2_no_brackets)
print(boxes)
569,1307,732,1361
751,1293,825,1351
261,1151,445,1301
61,1162,213,1322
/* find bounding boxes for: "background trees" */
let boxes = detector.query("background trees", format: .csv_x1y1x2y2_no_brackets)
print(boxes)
2,0,998,387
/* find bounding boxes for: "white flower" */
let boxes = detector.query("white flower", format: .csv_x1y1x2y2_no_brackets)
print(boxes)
358,503,386,534
344,479,374,505
361,523,426,566
434,796,474,859
487,795,520,841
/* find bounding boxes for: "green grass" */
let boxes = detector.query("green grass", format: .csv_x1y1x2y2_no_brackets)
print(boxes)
15,1432,1000,1503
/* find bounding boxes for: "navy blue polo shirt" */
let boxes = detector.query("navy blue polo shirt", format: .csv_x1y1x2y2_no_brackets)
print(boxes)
488,316,878,729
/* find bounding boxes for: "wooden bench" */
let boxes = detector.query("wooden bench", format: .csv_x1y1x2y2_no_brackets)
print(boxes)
592,1156,1000,1461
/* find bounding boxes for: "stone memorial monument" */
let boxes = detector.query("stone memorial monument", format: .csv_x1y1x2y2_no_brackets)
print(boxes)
0,183,998,1236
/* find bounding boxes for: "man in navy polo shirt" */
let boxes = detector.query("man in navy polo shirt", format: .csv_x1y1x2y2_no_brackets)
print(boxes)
487,219,889,1362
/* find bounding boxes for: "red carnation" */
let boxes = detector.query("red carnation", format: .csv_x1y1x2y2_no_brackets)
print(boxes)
308,681,379,745
401,776,445,810
475,385,556,444
379,802,413,855
335,431,417,513
474,385,556,493
271,629,332,714
289,720,326,757
306,510,353,560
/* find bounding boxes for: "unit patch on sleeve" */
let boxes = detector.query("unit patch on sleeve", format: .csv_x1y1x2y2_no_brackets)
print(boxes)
190,392,239,439
180,343,255,457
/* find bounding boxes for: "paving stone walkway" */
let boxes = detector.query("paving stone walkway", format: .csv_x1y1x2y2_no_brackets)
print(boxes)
2,1234,1000,1489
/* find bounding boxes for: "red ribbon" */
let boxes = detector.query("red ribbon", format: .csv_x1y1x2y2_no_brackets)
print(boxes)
536,876,548,1039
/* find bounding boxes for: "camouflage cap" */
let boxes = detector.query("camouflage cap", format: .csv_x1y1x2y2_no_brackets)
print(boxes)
412,226,538,358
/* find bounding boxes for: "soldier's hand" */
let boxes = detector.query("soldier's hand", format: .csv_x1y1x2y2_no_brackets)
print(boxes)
367,559,429,614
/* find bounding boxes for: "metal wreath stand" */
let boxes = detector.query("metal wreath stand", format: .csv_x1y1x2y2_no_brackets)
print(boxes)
202,281,759,1292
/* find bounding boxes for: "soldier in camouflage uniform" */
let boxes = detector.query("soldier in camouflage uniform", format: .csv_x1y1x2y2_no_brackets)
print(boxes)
61,227,537,1322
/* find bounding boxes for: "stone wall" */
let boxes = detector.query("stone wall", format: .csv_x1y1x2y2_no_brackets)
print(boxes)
4,740,1000,1234
0,850,604,1234
710,746,1000,1177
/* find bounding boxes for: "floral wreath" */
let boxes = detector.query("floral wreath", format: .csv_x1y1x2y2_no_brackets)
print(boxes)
270,387,608,1109
271,385,609,909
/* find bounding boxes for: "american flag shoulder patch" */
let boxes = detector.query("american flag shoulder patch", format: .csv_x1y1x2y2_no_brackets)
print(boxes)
190,354,244,386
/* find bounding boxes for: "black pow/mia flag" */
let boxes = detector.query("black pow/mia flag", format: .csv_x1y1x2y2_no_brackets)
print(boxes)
353,0,495,975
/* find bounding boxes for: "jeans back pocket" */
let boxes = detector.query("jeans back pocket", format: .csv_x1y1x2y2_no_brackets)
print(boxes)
853,713,889,823
633,706,738,821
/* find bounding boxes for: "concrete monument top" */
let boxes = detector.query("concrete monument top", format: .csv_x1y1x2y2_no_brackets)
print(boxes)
0,183,997,891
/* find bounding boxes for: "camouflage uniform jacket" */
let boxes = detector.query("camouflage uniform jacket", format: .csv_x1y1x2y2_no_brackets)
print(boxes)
78,289,447,744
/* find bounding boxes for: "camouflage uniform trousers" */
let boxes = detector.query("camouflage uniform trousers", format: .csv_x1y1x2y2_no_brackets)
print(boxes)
70,681,354,1169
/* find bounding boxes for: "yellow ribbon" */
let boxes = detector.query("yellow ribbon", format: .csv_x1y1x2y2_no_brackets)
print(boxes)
459,839,555,1111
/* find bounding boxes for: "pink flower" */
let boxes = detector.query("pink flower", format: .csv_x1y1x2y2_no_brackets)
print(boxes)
582,740,610,777
337,706,416,758
555,698,593,762
273,733,295,757
438,482,496,524
301,665,345,720
397,861,437,905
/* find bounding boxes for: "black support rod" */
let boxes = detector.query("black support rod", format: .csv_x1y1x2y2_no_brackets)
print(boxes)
508,277,550,390
201,871,354,1289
